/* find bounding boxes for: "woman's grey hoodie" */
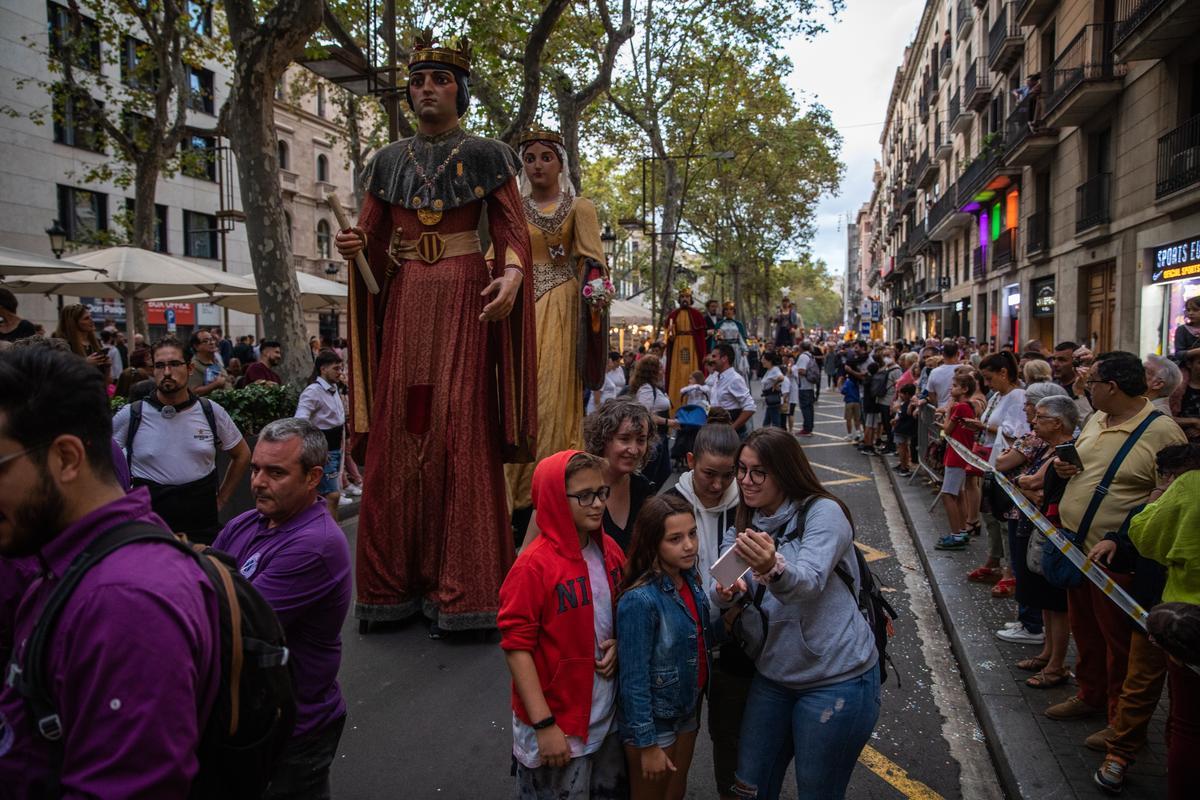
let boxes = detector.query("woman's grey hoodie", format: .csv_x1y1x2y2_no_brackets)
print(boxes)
715,497,877,690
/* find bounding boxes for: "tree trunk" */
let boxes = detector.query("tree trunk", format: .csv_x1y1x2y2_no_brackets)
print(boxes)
656,158,683,332
225,87,310,386
126,160,163,340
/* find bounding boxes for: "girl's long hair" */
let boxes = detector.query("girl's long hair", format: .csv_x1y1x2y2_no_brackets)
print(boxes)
733,427,853,532
620,493,695,597
53,303,101,358
629,354,661,394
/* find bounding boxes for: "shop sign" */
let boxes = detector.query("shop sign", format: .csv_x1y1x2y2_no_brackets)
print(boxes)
80,297,127,325
147,301,195,326
1151,235,1200,284
1032,277,1056,318
870,300,883,322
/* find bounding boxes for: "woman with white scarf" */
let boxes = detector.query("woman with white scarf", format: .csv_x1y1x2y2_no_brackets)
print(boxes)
664,421,744,799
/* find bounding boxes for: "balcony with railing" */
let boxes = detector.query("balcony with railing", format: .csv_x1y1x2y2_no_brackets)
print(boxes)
958,132,1013,200
992,228,1018,271
896,183,917,211
950,90,973,135
940,39,953,79
919,89,930,121
965,59,992,112
1003,106,1057,166
972,245,987,281
929,183,973,241
988,3,1024,72
1026,211,1049,260
935,122,953,161
1076,172,1111,234
956,0,974,40
1044,23,1128,129
1114,0,1200,61
1016,0,1057,28
1156,114,1200,199
914,149,937,189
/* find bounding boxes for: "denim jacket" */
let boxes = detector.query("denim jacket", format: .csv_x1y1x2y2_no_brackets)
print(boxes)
616,569,713,747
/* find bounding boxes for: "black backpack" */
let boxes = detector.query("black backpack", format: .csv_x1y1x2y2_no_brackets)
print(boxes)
869,369,889,401
14,522,296,799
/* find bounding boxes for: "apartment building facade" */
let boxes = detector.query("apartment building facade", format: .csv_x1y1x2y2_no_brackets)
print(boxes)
0,1,356,340
866,0,1200,357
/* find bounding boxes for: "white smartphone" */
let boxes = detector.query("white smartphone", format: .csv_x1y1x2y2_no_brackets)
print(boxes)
709,546,751,589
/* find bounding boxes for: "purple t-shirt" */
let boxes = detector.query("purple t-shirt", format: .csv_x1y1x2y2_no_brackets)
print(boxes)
212,498,351,737
0,488,221,798
110,437,131,491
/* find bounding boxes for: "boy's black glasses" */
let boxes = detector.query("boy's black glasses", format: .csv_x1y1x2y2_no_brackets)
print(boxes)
566,487,611,506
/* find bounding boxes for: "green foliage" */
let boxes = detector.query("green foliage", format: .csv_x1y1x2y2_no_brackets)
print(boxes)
110,394,128,415
207,382,300,437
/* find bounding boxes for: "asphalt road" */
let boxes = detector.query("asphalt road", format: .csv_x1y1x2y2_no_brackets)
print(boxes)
329,390,1003,799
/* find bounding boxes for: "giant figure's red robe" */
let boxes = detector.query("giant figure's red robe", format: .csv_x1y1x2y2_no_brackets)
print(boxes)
347,127,536,631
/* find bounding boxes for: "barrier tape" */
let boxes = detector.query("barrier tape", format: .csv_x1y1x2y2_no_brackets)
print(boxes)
940,433,1152,630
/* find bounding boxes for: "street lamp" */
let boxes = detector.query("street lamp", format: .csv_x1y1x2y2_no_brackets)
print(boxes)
325,261,340,276
46,220,67,259
601,223,617,264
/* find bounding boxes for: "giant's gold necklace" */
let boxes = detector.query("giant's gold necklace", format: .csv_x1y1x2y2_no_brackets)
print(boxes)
406,131,467,226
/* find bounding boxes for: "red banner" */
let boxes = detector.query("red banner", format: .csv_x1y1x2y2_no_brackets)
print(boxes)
146,301,195,325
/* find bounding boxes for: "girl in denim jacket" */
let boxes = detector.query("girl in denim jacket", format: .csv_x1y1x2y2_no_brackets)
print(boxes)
617,494,713,800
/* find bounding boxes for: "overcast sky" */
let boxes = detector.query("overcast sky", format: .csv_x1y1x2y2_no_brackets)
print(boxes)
784,0,925,286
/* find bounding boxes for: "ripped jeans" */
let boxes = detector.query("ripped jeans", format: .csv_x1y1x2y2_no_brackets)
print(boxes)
733,665,880,800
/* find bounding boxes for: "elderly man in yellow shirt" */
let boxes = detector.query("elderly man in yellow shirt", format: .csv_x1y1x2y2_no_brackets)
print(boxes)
1044,352,1186,745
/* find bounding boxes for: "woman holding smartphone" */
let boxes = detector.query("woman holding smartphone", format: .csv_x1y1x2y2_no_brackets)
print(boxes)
712,428,878,800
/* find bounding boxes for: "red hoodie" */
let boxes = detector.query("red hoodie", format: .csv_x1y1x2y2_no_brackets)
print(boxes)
498,450,626,739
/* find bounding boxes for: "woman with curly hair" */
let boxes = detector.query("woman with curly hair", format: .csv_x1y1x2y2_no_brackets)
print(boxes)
521,399,658,553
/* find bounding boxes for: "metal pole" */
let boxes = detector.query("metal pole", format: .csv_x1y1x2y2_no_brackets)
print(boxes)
385,0,399,143
650,157,657,341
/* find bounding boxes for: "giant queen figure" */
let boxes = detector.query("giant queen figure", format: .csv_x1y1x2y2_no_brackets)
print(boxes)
336,32,537,635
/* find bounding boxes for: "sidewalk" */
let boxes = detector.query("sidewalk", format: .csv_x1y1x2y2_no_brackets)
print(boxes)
882,459,1169,799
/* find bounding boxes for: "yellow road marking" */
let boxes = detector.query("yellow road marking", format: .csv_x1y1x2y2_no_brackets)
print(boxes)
858,745,944,799
855,541,891,562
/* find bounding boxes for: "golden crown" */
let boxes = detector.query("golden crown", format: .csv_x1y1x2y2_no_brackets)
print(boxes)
409,29,472,74
677,286,693,299
518,128,564,147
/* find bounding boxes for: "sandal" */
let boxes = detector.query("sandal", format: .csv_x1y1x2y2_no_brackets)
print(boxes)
991,577,1016,598
1026,669,1070,689
935,532,970,550
964,521,982,536
968,566,1002,583
1017,656,1050,672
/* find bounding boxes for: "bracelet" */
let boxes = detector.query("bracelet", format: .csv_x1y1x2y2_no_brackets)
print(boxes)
503,265,524,277
532,714,556,730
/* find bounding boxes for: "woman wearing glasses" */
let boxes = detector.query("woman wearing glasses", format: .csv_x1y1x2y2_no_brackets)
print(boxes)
713,427,878,800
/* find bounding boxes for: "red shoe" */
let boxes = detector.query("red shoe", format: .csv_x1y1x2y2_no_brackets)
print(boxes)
967,566,1002,584
991,577,1016,598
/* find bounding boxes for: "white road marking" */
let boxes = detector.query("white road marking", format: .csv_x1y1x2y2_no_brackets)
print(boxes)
872,466,1003,800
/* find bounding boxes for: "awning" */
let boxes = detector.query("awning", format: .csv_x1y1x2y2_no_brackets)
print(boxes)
906,301,950,313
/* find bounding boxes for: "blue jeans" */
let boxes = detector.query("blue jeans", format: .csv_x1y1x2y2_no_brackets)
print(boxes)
733,667,881,800
798,389,815,433
763,404,782,428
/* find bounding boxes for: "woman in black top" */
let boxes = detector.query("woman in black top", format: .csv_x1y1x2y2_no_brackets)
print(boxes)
518,399,657,553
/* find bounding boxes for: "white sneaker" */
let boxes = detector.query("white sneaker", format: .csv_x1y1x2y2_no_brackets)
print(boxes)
995,627,1045,645
1002,621,1023,631
338,495,354,506
844,434,857,442
344,483,363,497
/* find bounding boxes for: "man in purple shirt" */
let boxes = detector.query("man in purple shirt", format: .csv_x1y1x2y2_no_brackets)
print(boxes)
212,417,351,799
0,346,221,798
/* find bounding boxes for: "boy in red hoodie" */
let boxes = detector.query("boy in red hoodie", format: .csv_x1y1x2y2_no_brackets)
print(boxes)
499,450,629,799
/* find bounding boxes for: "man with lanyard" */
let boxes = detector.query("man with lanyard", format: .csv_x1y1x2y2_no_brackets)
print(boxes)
711,344,756,438
111,336,250,544
295,350,346,517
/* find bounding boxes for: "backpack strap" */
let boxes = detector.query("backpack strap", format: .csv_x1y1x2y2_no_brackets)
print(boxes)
125,400,144,472
1076,410,1162,539
198,397,222,451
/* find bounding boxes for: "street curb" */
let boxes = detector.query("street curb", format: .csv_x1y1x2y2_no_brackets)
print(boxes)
881,459,1074,800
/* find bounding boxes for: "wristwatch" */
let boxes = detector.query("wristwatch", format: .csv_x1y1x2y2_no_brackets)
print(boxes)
532,715,556,730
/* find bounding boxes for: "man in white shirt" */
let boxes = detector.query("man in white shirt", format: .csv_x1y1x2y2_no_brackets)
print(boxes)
710,344,756,436
111,335,250,544
589,351,626,413
924,340,963,410
795,341,817,436
296,349,347,516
